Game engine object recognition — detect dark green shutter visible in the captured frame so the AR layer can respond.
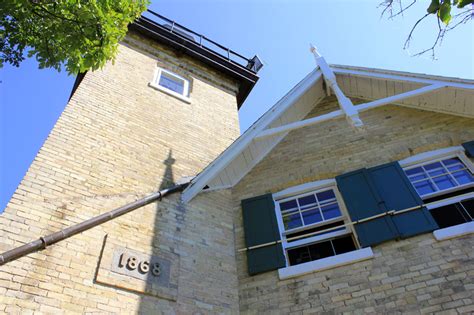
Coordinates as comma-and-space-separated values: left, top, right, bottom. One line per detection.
368, 162, 438, 238
335, 169, 398, 247
462, 140, 474, 157
241, 194, 285, 275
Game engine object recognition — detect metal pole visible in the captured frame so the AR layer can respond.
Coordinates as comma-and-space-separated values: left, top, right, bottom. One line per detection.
0, 182, 189, 266
238, 205, 424, 252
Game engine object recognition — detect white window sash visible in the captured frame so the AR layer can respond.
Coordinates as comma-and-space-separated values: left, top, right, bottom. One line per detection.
401, 148, 474, 199
272, 180, 359, 267
150, 67, 191, 103
425, 191, 474, 210
284, 227, 351, 249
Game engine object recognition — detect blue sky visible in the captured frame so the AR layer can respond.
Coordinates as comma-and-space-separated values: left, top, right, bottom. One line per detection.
0, 0, 473, 212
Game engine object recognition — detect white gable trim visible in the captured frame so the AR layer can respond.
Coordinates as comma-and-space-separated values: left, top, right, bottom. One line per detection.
181, 69, 323, 203
182, 64, 474, 203
333, 66, 474, 90
256, 82, 447, 139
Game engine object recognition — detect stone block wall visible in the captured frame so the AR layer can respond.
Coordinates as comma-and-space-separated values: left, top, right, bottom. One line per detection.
232, 97, 474, 314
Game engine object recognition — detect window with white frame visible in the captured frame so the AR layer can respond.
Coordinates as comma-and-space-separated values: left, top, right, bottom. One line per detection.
150, 67, 190, 101
404, 157, 474, 197
274, 182, 359, 267
401, 147, 474, 230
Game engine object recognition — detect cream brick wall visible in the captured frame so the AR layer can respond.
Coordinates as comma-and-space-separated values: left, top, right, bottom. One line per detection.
0, 32, 241, 314
232, 96, 474, 314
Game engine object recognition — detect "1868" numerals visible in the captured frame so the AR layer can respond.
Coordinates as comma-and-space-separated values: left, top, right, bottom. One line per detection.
118, 252, 161, 276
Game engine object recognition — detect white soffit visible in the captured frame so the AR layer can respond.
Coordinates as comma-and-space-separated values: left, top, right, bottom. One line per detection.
182, 65, 474, 203
332, 65, 474, 118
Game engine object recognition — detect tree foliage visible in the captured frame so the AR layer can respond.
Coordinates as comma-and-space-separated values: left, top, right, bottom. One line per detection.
0, 0, 149, 74
380, 0, 473, 57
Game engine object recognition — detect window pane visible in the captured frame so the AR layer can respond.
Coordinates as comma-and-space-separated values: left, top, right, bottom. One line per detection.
443, 158, 460, 166
287, 246, 312, 265
332, 235, 357, 255
430, 204, 467, 229
316, 190, 336, 202
414, 180, 436, 195
280, 200, 298, 212
433, 175, 456, 190
308, 241, 334, 261
410, 173, 428, 181
283, 213, 302, 230
298, 195, 317, 207
406, 167, 424, 176
302, 209, 322, 225
461, 198, 474, 220
446, 164, 464, 171
452, 170, 474, 185
321, 203, 342, 220
424, 162, 443, 172
159, 73, 185, 94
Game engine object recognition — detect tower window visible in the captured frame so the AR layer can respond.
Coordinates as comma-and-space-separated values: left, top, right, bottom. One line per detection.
150, 67, 191, 103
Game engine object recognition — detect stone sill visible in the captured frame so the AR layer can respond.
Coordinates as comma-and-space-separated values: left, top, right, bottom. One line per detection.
433, 221, 474, 241
148, 82, 191, 104
278, 247, 374, 280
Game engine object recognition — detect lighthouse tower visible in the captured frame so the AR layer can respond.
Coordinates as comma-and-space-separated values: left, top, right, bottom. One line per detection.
0, 11, 261, 313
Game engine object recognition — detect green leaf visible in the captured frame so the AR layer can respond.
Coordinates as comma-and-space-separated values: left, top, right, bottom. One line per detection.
439, 1, 452, 24
457, 0, 474, 8
427, 0, 440, 13
0, 0, 149, 74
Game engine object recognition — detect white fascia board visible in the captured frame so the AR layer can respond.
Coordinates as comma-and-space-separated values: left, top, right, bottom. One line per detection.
332, 67, 474, 90
433, 221, 474, 241
181, 69, 323, 203
278, 247, 374, 280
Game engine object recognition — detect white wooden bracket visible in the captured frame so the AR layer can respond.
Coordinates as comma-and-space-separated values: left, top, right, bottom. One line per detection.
256, 46, 448, 140
310, 44, 363, 128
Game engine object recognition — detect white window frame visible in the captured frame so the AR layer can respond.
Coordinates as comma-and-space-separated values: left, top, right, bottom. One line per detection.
149, 67, 191, 103
272, 179, 360, 269
400, 146, 474, 200
400, 146, 474, 240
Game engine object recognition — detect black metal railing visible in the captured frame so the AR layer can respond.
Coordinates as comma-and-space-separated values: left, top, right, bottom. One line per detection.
139, 10, 262, 73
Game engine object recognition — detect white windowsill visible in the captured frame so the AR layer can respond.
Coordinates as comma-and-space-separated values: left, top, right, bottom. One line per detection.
278, 247, 374, 280
148, 82, 191, 104
433, 221, 474, 241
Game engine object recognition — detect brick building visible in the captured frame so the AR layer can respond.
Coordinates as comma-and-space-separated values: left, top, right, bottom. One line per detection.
1, 11, 473, 314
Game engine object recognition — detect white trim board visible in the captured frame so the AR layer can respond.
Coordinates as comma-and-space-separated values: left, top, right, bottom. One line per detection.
278, 247, 374, 280
332, 66, 474, 90
433, 222, 474, 241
